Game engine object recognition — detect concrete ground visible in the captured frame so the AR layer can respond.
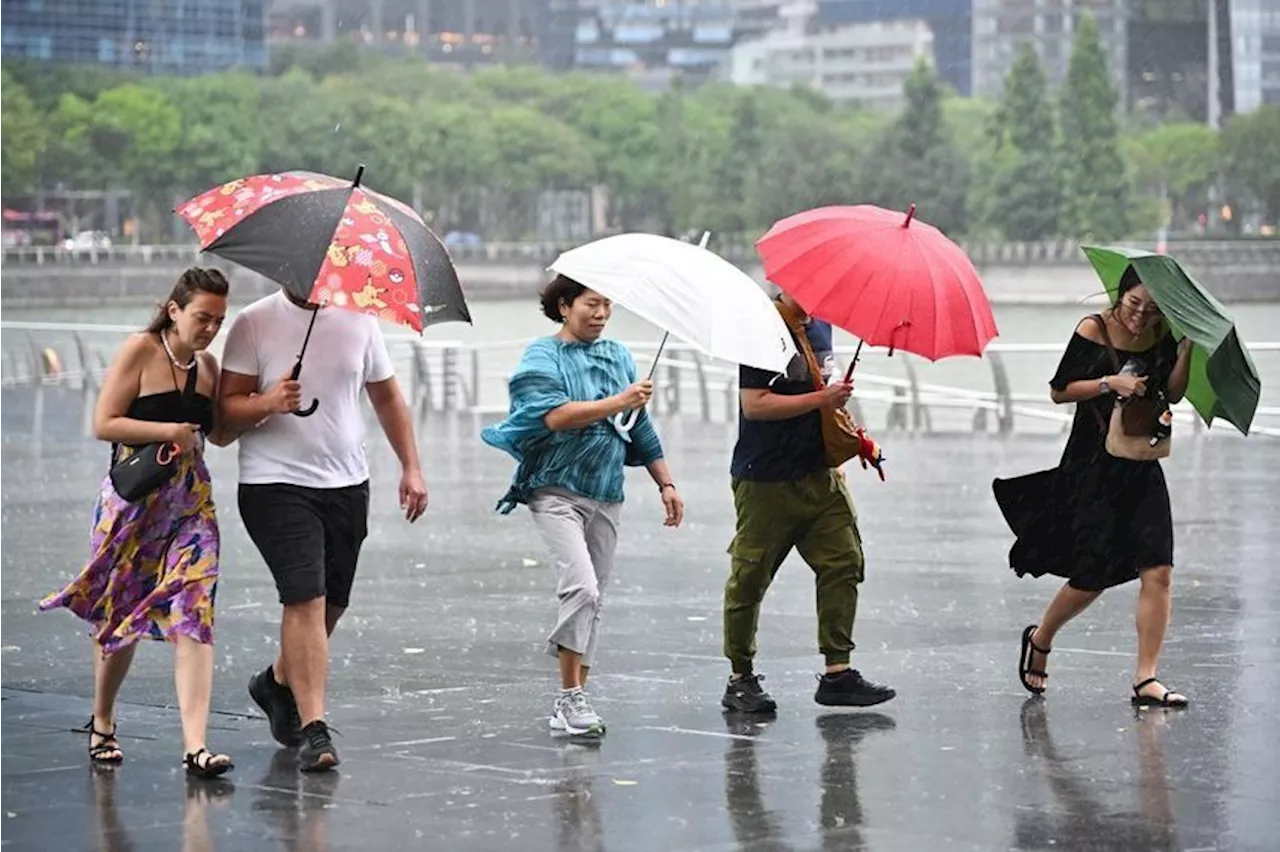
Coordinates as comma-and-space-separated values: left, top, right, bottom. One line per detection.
2, 388, 1277, 851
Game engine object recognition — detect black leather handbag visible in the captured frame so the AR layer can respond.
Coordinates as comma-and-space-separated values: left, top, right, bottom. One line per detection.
109, 363, 197, 502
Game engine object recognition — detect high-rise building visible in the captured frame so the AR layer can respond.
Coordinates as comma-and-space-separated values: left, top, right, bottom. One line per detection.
813, 0, 972, 95
1127, 0, 1233, 123
725, 2, 935, 109
1228, 0, 1280, 111
0, 0, 268, 74
972, 0, 1128, 103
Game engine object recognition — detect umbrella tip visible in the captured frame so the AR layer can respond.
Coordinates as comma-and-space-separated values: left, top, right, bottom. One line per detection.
353, 164, 365, 188
903, 203, 916, 228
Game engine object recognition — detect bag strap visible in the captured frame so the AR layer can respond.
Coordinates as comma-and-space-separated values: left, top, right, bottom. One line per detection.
774, 299, 824, 390
1089, 314, 1122, 372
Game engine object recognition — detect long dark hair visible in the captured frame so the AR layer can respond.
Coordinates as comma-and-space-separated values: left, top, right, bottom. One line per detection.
145, 267, 230, 334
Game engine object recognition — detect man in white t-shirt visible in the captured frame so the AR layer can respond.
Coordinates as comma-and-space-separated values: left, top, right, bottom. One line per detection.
219, 289, 428, 772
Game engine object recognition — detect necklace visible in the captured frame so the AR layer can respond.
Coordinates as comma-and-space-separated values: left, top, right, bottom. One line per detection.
161, 332, 196, 370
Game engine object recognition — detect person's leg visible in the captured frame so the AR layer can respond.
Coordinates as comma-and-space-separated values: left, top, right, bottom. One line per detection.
173, 635, 231, 771
239, 484, 326, 749
1133, 565, 1184, 702
1023, 582, 1101, 691
91, 642, 136, 760
529, 490, 604, 735
721, 479, 795, 714
796, 471, 894, 707
579, 502, 620, 675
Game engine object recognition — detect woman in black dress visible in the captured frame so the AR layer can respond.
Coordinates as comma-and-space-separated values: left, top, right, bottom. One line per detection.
993, 268, 1193, 708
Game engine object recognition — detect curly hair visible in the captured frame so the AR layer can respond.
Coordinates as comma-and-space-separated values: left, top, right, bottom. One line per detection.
538, 274, 589, 324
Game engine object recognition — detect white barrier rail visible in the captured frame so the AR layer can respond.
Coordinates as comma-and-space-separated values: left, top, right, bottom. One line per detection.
3, 322, 1277, 438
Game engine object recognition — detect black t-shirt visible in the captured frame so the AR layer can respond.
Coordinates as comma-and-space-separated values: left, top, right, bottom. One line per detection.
730, 318, 834, 482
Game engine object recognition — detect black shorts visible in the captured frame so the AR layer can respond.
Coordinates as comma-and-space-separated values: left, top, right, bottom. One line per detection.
238, 481, 370, 608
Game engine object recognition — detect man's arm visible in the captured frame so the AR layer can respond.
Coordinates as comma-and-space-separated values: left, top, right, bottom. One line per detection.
367, 376, 428, 522
367, 377, 421, 472
218, 369, 296, 433
740, 387, 825, 421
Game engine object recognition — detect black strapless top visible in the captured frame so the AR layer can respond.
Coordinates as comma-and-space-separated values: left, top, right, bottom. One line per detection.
126, 391, 215, 434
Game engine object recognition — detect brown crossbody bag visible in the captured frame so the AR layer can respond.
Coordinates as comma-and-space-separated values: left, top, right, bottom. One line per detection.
1089, 314, 1170, 462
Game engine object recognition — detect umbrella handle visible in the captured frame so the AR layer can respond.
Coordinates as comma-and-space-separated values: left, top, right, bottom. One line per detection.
288, 359, 321, 418
613, 408, 640, 433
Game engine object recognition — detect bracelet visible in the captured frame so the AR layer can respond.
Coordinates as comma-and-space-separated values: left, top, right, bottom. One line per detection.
658, 482, 676, 492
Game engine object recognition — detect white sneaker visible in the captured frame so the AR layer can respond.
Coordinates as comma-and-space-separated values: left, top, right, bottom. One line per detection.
550, 690, 605, 736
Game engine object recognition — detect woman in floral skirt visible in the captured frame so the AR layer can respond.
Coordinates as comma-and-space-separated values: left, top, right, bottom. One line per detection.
40, 267, 238, 777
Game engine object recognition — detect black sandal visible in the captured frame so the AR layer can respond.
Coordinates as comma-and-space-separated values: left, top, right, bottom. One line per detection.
1018, 625, 1051, 696
85, 717, 123, 764
184, 748, 234, 779
1131, 677, 1189, 709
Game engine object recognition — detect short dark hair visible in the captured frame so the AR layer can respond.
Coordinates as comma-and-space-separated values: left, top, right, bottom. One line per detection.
145, 267, 230, 334
539, 274, 588, 324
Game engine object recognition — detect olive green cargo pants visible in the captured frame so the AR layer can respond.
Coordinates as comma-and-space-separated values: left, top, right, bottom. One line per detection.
723, 468, 865, 674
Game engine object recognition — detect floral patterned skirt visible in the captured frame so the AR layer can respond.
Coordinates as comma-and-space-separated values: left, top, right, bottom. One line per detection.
39, 448, 220, 653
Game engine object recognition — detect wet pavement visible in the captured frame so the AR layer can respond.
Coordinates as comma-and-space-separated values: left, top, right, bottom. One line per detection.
2, 388, 1278, 851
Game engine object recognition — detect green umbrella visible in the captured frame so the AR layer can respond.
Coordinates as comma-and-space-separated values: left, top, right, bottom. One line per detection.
1081, 245, 1261, 435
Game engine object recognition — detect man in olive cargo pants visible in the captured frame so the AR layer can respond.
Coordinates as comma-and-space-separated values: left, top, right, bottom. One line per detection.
720, 299, 896, 713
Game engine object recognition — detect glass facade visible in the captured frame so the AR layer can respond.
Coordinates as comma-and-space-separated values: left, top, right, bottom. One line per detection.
1229, 0, 1280, 112
1, 0, 267, 74
815, 0, 972, 95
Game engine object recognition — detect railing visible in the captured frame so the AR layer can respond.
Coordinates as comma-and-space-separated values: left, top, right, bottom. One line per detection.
3, 238, 1278, 269
4, 321, 1278, 438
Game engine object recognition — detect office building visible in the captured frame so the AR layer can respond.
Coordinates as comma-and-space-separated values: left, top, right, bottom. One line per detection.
0, 0, 267, 74
814, 0, 971, 95
972, 0, 1128, 102
725, 2, 935, 109
1228, 0, 1280, 111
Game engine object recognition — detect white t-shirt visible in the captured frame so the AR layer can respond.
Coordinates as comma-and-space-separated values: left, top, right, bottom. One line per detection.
221, 291, 395, 488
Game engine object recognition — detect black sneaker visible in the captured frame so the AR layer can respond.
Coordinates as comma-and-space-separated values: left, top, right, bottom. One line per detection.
248, 667, 303, 747
721, 673, 778, 714
298, 720, 340, 773
814, 669, 896, 707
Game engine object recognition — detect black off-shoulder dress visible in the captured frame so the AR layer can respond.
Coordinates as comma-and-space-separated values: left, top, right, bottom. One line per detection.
992, 328, 1179, 592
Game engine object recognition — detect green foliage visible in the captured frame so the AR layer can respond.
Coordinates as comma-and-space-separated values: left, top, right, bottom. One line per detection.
859, 60, 969, 235
1220, 106, 1280, 222
1059, 13, 1130, 240
1, 69, 48, 195
974, 42, 1063, 241
1, 48, 1262, 241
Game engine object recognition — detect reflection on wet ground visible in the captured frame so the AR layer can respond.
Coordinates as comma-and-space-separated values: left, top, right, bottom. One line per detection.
3, 397, 1278, 851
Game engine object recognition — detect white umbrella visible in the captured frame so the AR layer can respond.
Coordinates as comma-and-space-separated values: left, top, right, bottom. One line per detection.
549, 231, 797, 430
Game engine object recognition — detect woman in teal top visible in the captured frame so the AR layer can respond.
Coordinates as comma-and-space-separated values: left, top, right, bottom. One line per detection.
482, 275, 685, 737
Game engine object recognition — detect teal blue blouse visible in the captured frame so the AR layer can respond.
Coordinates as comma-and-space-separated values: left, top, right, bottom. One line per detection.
481, 337, 664, 513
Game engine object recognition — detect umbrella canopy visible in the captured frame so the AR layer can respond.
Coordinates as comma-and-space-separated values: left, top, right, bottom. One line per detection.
756, 204, 998, 362
177, 166, 470, 333
1082, 245, 1261, 435
547, 232, 797, 374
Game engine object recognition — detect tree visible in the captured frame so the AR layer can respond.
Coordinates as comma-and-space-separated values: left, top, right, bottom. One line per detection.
859, 59, 969, 235
975, 42, 1063, 241
1, 69, 48, 195
1220, 105, 1280, 223
1127, 122, 1219, 229
1059, 13, 1130, 239
160, 73, 264, 195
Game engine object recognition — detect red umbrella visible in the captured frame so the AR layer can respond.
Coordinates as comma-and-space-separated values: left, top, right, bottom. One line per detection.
756, 204, 997, 375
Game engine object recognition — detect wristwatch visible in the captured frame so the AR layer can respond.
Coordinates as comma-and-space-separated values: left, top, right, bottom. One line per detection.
1099, 376, 1111, 395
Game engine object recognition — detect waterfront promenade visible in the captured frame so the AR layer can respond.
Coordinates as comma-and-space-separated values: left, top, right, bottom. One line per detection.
2, 395, 1278, 851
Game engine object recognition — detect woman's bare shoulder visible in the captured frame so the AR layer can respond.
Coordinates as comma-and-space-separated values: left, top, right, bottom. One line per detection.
115, 332, 159, 362
1073, 315, 1106, 344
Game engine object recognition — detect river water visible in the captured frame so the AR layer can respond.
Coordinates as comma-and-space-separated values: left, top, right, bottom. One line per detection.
4, 299, 1279, 435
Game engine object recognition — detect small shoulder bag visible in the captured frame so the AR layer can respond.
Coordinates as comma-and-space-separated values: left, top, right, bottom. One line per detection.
109, 362, 197, 502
